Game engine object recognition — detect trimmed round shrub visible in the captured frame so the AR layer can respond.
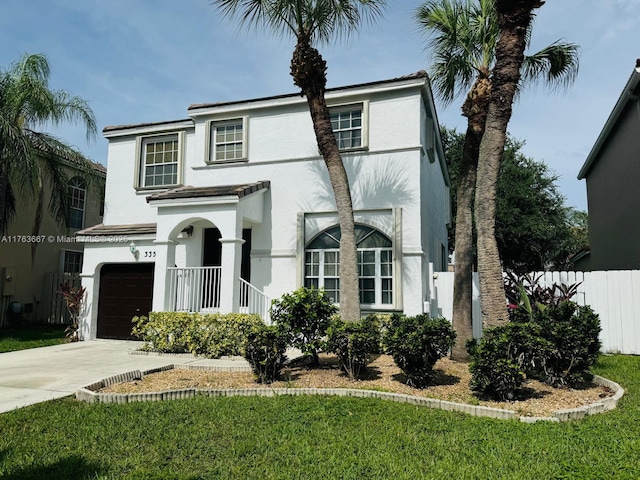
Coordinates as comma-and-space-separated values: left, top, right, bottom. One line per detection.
383, 313, 456, 388
325, 315, 381, 381
534, 301, 601, 387
467, 322, 552, 401
270, 287, 337, 366
244, 324, 289, 384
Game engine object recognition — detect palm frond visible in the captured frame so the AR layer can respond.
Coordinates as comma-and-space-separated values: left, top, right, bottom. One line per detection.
0, 53, 98, 231
416, 0, 578, 105
416, 0, 484, 105
212, 0, 385, 45
214, 0, 295, 37
521, 40, 580, 92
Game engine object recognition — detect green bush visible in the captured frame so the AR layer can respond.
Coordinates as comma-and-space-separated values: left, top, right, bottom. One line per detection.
131, 312, 262, 358
270, 287, 337, 366
468, 301, 601, 399
467, 322, 552, 401
325, 315, 381, 381
132, 312, 193, 353
244, 324, 289, 384
383, 313, 456, 388
186, 313, 263, 358
534, 302, 601, 387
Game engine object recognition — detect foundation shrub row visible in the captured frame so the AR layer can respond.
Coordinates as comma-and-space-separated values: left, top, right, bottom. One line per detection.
131, 312, 263, 358
132, 284, 601, 400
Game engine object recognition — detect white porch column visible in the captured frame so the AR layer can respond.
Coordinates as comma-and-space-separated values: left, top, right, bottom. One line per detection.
152, 240, 176, 312
218, 237, 244, 313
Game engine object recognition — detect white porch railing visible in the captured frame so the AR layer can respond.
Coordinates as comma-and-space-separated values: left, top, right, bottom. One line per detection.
240, 278, 271, 323
167, 266, 221, 313
166, 267, 271, 322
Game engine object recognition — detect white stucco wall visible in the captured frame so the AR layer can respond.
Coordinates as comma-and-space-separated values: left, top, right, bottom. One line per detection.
81, 75, 450, 338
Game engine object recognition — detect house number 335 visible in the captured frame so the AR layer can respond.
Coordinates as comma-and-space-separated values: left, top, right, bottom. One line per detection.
144, 251, 156, 258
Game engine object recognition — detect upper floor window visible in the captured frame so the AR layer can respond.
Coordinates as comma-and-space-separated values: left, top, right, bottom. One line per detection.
210, 118, 246, 162
67, 177, 86, 230
140, 133, 180, 188
330, 104, 363, 150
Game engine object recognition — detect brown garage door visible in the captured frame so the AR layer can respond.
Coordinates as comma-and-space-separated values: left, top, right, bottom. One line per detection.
97, 263, 154, 339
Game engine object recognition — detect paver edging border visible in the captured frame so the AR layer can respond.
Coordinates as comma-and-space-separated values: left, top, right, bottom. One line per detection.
75, 365, 623, 422
129, 349, 245, 362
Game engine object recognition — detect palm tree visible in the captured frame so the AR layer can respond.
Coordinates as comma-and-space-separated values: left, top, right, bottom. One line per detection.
474, 0, 550, 327
417, 0, 577, 358
213, 0, 386, 321
0, 53, 97, 254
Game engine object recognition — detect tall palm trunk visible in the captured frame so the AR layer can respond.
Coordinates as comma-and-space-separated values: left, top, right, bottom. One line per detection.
0, 172, 7, 234
30, 175, 45, 264
451, 73, 490, 360
474, 0, 540, 327
0, 136, 7, 234
291, 36, 361, 321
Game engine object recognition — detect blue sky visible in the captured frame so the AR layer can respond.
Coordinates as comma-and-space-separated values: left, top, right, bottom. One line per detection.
1, 0, 638, 211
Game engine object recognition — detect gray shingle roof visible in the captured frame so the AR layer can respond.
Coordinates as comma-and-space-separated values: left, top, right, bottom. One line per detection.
145, 181, 270, 203
75, 223, 157, 236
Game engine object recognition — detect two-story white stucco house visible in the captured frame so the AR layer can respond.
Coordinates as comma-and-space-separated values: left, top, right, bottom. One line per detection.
77, 71, 450, 340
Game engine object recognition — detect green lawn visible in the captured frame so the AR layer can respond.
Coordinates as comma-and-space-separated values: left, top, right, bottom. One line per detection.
0, 355, 638, 479
0, 325, 67, 353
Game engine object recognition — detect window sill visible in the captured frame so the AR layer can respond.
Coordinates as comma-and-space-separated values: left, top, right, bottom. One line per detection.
338, 146, 368, 154
201, 158, 249, 167
135, 185, 181, 194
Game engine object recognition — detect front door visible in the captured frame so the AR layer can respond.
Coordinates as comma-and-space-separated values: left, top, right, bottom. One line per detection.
203, 227, 251, 307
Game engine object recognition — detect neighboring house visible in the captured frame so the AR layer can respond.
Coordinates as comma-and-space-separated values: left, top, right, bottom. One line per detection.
77, 72, 451, 340
578, 60, 640, 271
0, 156, 106, 325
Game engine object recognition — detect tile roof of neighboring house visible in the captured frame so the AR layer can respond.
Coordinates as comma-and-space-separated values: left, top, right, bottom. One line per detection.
101, 71, 429, 134
578, 60, 640, 179
75, 223, 157, 236
145, 181, 271, 203
31, 137, 106, 176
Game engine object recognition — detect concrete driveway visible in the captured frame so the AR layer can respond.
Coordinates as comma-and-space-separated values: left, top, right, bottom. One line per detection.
0, 340, 250, 414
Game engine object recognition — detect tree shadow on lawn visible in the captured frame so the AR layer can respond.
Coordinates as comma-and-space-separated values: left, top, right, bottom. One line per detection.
0, 454, 107, 480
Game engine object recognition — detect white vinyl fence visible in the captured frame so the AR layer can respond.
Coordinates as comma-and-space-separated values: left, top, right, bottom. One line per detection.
431, 270, 640, 355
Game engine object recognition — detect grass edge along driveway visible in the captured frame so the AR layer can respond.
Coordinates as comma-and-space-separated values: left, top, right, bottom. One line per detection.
0, 326, 66, 353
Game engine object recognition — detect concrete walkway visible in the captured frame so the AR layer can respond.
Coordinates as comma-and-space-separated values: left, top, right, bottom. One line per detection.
0, 340, 251, 414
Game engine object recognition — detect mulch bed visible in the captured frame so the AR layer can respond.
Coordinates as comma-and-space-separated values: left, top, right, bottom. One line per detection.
101, 354, 613, 417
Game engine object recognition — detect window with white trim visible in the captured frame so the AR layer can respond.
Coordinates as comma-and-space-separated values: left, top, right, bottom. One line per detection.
67, 177, 85, 230
210, 118, 245, 161
62, 250, 83, 274
330, 105, 363, 150
140, 134, 180, 187
304, 224, 393, 307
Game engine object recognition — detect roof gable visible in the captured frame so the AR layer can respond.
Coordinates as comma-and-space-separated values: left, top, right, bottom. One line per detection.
578, 64, 640, 179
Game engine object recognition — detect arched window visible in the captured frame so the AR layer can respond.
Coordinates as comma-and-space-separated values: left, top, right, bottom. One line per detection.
68, 177, 86, 230
305, 225, 393, 307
